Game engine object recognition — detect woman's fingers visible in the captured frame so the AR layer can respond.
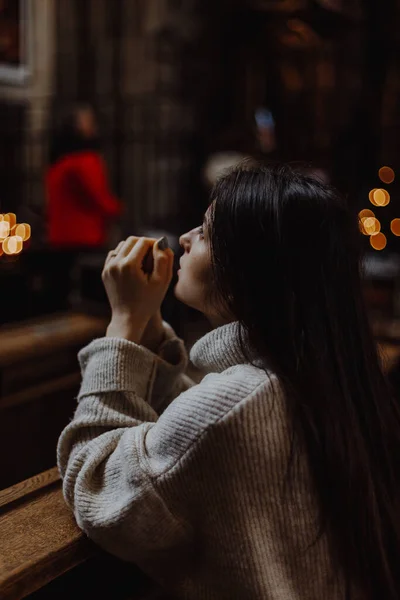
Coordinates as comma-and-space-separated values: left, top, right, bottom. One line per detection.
119, 236, 143, 259
152, 237, 174, 282
125, 237, 154, 272
105, 236, 173, 282
106, 236, 155, 266
105, 240, 125, 265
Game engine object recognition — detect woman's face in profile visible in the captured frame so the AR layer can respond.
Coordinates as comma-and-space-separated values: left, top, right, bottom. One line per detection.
176, 221, 211, 314
175, 210, 233, 325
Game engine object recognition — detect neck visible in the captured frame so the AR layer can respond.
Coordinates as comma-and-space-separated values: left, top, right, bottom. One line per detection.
205, 312, 235, 330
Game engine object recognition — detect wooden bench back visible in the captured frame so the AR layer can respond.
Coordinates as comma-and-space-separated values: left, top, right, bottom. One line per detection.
0, 313, 107, 489
0, 470, 161, 600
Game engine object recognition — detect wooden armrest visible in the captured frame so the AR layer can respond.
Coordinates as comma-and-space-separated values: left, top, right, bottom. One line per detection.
0, 468, 94, 600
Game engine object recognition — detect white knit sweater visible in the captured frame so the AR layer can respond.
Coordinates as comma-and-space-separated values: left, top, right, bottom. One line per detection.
57, 322, 344, 599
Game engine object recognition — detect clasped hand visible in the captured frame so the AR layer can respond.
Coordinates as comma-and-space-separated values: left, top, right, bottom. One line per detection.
102, 236, 174, 347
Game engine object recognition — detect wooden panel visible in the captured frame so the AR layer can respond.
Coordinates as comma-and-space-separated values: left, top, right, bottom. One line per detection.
0, 313, 107, 489
0, 313, 107, 368
0, 472, 93, 600
0, 375, 81, 490
1, 350, 78, 397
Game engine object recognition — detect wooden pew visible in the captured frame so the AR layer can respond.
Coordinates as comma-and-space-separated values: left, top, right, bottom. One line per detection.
0, 313, 108, 489
0, 469, 162, 600
0, 468, 93, 599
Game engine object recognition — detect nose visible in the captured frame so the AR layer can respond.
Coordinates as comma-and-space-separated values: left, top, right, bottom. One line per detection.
179, 230, 192, 252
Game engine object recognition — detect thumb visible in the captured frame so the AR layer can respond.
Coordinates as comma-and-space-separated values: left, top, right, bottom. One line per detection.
153, 237, 174, 281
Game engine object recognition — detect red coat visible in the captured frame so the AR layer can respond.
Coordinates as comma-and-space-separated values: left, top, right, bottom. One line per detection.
46, 151, 122, 248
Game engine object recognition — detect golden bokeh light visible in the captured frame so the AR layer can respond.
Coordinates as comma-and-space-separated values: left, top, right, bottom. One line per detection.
369, 189, 378, 206
3, 235, 23, 255
359, 209, 375, 220
363, 217, 381, 236
3, 213, 17, 228
373, 189, 390, 207
0, 214, 31, 258
379, 166, 395, 185
370, 232, 387, 251
15, 223, 31, 241
391, 219, 400, 237
0, 221, 10, 240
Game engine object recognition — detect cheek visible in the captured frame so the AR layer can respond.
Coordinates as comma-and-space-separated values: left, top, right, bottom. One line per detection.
175, 249, 213, 308
189, 254, 211, 286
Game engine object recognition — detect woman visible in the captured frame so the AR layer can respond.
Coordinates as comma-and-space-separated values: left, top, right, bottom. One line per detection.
45, 104, 122, 309
58, 163, 400, 599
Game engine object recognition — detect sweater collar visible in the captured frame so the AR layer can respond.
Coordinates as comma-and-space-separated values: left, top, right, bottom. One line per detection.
190, 321, 265, 373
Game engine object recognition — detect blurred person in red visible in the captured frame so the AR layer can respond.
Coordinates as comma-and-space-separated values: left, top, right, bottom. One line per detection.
45, 103, 123, 310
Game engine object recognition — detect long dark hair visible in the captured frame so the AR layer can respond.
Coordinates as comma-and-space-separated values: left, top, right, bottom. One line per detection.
49, 104, 101, 166
209, 162, 400, 599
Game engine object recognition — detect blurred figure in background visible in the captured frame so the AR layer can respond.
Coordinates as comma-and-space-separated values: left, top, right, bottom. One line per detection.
45, 103, 122, 310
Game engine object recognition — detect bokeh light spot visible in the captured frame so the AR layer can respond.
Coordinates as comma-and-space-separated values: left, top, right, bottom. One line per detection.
363, 217, 381, 236
370, 232, 387, 251
359, 209, 375, 220
0, 221, 10, 240
15, 223, 31, 241
391, 219, 400, 237
3, 235, 23, 255
0, 215, 31, 258
3, 213, 17, 228
379, 166, 395, 184
373, 189, 390, 207
369, 189, 378, 206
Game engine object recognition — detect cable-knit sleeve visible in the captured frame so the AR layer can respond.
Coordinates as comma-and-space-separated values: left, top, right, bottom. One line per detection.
57, 336, 193, 564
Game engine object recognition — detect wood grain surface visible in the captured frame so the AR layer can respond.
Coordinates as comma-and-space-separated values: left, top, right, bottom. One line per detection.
0, 469, 60, 512
0, 471, 93, 600
0, 313, 107, 368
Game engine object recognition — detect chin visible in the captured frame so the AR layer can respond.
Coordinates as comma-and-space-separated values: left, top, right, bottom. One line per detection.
174, 281, 197, 311
173, 280, 185, 303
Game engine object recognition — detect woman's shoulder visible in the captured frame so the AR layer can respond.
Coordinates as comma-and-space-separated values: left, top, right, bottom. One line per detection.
154, 365, 279, 441
201, 364, 281, 420
146, 365, 283, 477
202, 363, 275, 397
